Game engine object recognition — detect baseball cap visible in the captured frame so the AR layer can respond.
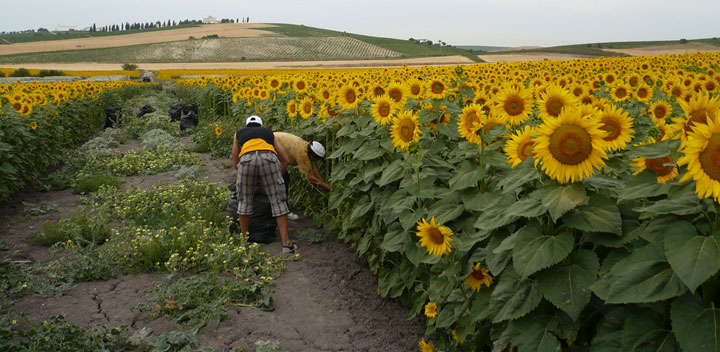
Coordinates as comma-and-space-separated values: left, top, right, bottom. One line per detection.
308, 141, 326, 159
245, 115, 263, 126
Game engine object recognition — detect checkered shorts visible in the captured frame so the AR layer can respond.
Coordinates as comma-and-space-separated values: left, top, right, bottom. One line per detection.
236, 151, 290, 217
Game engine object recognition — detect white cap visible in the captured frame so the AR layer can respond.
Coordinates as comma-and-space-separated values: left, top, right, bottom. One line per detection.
245, 115, 263, 126
309, 141, 326, 159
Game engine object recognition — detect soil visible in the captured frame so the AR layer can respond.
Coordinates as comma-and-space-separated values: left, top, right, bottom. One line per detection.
0, 125, 427, 351
600, 42, 720, 56
0, 23, 277, 56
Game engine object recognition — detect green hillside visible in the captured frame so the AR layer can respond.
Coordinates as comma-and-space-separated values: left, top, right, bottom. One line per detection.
0, 23, 484, 63
496, 37, 720, 57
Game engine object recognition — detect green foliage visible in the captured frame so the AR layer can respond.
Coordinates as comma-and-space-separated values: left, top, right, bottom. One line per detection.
0, 315, 130, 352
9, 68, 31, 77
122, 63, 138, 70
136, 273, 274, 330
34, 207, 111, 247
37, 69, 65, 77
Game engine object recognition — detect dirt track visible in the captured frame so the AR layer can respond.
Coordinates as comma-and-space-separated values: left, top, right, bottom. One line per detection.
0, 23, 276, 56
0, 55, 475, 71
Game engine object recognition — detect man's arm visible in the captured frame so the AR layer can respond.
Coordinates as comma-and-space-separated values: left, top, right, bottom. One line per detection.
232, 135, 240, 169
308, 164, 331, 191
274, 139, 289, 174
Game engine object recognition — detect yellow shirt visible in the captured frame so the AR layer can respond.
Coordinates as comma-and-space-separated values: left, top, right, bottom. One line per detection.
274, 132, 312, 176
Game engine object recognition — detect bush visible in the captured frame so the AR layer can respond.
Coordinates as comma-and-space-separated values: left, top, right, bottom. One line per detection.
0, 72, 5, 77
9, 68, 31, 77
37, 69, 65, 77
121, 63, 138, 70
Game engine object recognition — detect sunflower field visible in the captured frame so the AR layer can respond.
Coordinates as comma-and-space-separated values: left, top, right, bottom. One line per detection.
170, 51, 720, 351
0, 80, 152, 202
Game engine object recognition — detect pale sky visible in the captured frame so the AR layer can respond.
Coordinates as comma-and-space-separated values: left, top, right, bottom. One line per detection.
2, 0, 719, 47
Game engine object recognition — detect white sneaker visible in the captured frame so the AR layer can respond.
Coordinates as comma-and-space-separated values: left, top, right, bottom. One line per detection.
287, 212, 300, 220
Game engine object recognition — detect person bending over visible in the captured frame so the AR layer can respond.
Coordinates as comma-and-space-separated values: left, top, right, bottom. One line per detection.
232, 115, 296, 254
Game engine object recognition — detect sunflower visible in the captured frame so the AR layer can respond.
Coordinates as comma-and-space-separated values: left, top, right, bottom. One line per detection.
418, 338, 434, 352
294, 79, 307, 93
407, 79, 423, 99
214, 126, 222, 136
492, 84, 533, 126
649, 100, 672, 123
534, 106, 609, 183
677, 116, 720, 201
386, 82, 409, 108
598, 104, 635, 152
424, 302, 437, 318
634, 84, 653, 102
674, 93, 720, 143
538, 84, 578, 120
299, 97, 314, 119
427, 79, 447, 100
609, 82, 631, 102
457, 104, 484, 145
390, 110, 421, 151
631, 148, 678, 184
415, 216, 452, 257
30, 121, 38, 130
19, 102, 32, 116
371, 83, 385, 98
286, 100, 298, 118
338, 85, 360, 110
371, 94, 395, 126
465, 263, 493, 291
505, 125, 537, 167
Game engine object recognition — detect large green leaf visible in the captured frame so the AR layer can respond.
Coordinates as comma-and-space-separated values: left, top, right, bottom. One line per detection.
541, 183, 587, 222
590, 307, 631, 352
463, 190, 502, 212
380, 223, 406, 253
621, 308, 679, 352
537, 250, 599, 321
487, 231, 515, 276
617, 170, 671, 202
591, 244, 686, 304
497, 158, 540, 194
634, 191, 702, 219
672, 294, 720, 352
449, 160, 487, 191
626, 139, 676, 159
349, 195, 373, 221
507, 191, 546, 218
563, 194, 622, 235
488, 268, 542, 323
474, 195, 519, 231
664, 221, 720, 293
375, 159, 408, 187
511, 313, 562, 352
513, 221, 574, 278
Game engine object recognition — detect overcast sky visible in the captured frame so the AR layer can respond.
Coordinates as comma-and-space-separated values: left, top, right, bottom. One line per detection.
2, 0, 718, 47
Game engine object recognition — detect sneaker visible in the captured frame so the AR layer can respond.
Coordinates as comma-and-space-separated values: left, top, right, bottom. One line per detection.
282, 244, 298, 254
287, 212, 300, 220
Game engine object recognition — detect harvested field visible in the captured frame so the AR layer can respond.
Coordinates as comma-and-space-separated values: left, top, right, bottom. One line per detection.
601, 42, 720, 56
477, 52, 593, 63
0, 23, 276, 55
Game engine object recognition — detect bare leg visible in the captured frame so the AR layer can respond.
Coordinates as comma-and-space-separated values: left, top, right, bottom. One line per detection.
239, 214, 250, 235
276, 214, 291, 247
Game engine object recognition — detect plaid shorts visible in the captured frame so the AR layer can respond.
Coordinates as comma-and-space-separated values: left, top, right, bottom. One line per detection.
236, 151, 290, 217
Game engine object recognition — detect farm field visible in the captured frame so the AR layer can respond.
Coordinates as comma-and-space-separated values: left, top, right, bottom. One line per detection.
0, 23, 276, 55
3, 51, 720, 351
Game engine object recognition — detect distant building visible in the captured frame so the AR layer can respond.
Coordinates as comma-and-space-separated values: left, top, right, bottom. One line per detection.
202, 16, 218, 24
55, 25, 79, 32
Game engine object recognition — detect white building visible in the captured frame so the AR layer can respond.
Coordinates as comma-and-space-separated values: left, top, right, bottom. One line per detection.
55, 25, 79, 32
202, 16, 218, 24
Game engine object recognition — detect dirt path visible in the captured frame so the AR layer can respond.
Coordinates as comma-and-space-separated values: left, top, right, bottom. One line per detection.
0, 100, 425, 351
0, 55, 474, 72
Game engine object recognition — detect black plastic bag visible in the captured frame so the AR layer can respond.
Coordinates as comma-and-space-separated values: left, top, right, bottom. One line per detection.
104, 106, 123, 128
168, 104, 183, 121
227, 183, 277, 243
136, 105, 155, 117
179, 110, 198, 131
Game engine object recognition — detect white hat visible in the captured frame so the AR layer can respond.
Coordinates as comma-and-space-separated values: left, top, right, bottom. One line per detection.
245, 115, 263, 126
309, 141, 326, 159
